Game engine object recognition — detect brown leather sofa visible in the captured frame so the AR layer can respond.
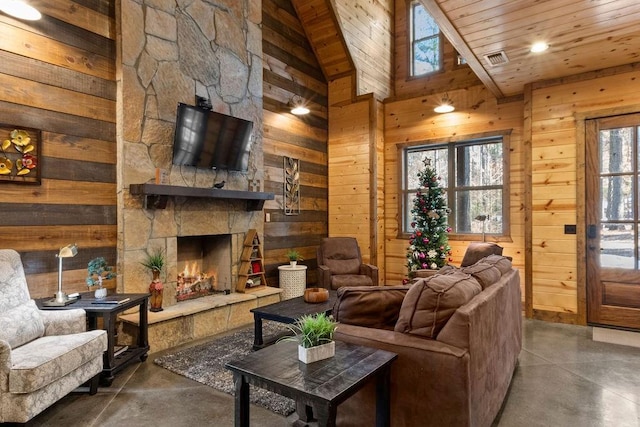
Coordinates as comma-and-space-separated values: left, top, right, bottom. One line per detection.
332, 255, 522, 427
316, 237, 378, 289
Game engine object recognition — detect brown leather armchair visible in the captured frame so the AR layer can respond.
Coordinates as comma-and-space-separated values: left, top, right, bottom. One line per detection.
316, 237, 378, 289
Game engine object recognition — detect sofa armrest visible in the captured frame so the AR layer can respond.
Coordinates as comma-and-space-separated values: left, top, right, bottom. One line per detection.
335, 324, 470, 427
359, 264, 379, 286
39, 309, 87, 336
317, 265, 331, 289
0, 339, 10, 392
333, 286, 410, 329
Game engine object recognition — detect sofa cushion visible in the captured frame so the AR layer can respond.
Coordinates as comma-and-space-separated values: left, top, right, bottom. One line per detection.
9, 330, 106, 393
460, 242, 503, 267
0, 299, 44, 349
334, 286, 410, 330
395, 271, 482, 338
483, 254, 513, 274
461, 262, 502, 289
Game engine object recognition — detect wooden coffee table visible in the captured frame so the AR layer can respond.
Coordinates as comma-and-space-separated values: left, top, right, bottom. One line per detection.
225, 340, 397, 427
250, 290, 337, 350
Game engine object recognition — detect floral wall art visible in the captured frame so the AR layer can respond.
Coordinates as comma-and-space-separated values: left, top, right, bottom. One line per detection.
284, 156, 300, 215
0, 125, 41, 184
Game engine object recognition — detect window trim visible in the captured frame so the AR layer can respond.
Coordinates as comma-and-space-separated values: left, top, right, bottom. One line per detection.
397, 130, 512, 241
408, 0, 443, 78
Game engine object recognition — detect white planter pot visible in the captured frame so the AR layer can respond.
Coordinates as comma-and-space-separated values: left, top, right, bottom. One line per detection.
94, 286, 107, 299
290, 260, 297, 267
298, 340, 335, 364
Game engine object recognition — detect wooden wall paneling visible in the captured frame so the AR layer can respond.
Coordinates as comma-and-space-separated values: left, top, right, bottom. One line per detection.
263, 0, 329, 288
333, 0, 394, 100
0, 3, 116, 297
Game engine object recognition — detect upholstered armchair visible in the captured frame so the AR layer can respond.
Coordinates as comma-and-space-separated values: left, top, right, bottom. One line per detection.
0, 249, 107, 423
316, 237, 379, 290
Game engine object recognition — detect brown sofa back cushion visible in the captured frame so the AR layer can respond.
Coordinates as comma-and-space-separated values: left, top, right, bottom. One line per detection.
460, 242, 503, 267
334, 286, 410, 330
395, 271, 482, 338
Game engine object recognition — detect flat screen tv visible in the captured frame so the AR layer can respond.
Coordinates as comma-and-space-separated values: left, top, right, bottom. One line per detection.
172, 103, 253, 172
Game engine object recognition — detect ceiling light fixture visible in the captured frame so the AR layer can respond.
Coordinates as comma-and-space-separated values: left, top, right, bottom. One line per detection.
530, 42, 549, 53
434, 94, 454, 113
0, 0, 42, 20
290, 95, 310, 116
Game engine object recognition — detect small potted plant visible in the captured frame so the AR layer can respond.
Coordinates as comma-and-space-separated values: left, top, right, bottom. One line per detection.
286, 249, 303, 267
284, 312, 336, 363
86, 257, 115, 299
141, 248, 165, 312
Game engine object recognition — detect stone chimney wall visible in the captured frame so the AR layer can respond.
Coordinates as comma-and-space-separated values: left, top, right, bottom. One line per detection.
117, 0, 263, 307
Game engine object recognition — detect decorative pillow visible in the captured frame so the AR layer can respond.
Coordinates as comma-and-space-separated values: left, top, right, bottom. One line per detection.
460, 242, 503, 267
0, 299, 45, 349
461, 262, 501, 289
395, 271, 481, 338
334, 286, 410, 330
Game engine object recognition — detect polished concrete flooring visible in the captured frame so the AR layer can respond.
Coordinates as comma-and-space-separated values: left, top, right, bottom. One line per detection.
11, 318, 640, 426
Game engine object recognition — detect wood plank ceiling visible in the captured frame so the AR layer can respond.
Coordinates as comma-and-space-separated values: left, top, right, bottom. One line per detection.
421, 0, 640, 98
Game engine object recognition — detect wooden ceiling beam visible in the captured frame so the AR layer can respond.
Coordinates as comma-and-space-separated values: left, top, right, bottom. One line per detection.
419, 0, 504, 99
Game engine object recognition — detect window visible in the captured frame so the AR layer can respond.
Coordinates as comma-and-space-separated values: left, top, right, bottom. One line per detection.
410, 1, 441, 76
401, 135, 509, 238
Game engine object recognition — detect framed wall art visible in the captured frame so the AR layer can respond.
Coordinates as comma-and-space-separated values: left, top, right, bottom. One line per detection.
0, 124, 41, 185
284, 156, 300, 215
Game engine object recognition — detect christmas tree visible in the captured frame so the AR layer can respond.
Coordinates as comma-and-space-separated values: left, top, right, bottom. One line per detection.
406, 158, 452, 277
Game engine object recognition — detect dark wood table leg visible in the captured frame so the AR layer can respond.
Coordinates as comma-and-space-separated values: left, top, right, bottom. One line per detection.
252, 313, 264, 350
295, 401, 314, 423
233, 373, 250, 427
375, 365, 392, 427
314, 403, 337, 427
139, 297, 149, 361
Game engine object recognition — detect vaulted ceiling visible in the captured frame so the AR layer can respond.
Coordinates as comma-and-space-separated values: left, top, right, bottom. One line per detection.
421, 0, 640, 98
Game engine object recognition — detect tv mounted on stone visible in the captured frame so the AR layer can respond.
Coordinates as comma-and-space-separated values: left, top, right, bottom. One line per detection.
172, 102, 253, 172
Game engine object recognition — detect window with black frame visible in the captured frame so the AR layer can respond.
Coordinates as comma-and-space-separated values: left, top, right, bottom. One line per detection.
401, 135, 509, 239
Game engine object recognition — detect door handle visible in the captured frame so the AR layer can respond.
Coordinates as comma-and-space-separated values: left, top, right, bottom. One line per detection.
587, 224, 597, 239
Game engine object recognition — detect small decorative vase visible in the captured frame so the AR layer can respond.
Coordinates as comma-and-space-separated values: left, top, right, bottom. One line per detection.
290, 260, 297, 267
94, 283, 107, 299
149, 270, 164, 312
298, 341, 335, 364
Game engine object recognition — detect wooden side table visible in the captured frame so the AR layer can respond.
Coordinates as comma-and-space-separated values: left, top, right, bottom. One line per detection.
225, 340, 397, 427
37, 293, 150, 386
278, 264, 307, 299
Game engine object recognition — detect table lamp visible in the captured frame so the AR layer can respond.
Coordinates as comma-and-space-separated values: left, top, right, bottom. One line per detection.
54, 243, 78, 304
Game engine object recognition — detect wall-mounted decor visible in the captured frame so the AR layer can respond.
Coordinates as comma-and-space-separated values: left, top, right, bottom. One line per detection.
284, 156, 300, 215
0, 124, 41, 185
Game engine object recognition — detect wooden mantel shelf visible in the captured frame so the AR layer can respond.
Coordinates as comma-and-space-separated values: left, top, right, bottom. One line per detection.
129, 183, 275, 211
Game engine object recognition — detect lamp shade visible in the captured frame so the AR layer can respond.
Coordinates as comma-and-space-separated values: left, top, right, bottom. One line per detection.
0, 0, 42, 20
58, 244, 78, 258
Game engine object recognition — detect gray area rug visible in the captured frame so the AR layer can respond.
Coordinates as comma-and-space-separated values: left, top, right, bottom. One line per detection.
154, 322, 296, 416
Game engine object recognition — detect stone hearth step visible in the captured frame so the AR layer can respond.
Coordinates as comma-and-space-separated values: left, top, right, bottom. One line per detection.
119, 287, 283, 353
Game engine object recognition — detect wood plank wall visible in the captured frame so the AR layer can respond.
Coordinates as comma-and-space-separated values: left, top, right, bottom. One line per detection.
529, 68, 640, 322
262, 0, 329, 287
333, 0, 394, 100
393, 0, 482, 100
0, 1, 116, 299
383, 86, 525, 288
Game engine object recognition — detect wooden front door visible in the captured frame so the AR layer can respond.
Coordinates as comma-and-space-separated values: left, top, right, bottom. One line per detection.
586, 114, 640, 330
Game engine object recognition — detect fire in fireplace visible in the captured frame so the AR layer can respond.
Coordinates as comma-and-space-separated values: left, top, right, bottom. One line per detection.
176, 234, 232, 301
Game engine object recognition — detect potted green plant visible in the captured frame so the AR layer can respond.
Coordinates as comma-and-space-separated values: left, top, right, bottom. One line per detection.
86, 257, 115, 299
286, 249, 303, 267
284, 312, 336, 363
141, 248, 165, 312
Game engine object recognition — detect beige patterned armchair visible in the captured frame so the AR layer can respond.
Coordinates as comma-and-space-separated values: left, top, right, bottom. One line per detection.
0, 249, 107, 423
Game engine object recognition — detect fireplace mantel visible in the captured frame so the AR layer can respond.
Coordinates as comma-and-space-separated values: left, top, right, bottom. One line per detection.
129, 183, 275, 211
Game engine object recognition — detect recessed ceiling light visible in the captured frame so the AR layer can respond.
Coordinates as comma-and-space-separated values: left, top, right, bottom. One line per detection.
0, 0, 42, 20
530, 42, 549, 53
434, 95, 454, 113
291, 105, 310, 115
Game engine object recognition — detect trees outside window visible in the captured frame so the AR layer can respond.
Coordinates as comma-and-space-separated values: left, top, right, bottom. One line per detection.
410, 1, 441, 76
401, 135, 509, 239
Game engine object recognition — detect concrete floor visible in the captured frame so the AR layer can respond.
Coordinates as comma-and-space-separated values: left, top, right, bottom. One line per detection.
10, 319, 640, 427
